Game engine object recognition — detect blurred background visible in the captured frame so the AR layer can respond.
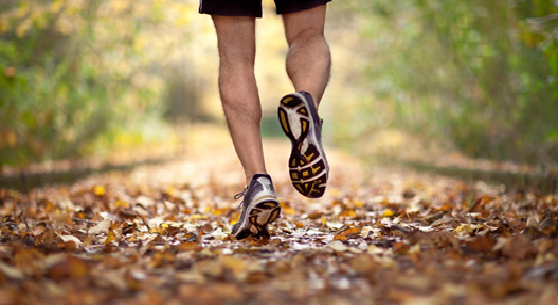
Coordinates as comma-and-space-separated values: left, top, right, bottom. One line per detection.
1, 0, 557, 189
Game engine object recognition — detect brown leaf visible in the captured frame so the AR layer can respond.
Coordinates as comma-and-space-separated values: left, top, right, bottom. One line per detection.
334, 226, 360, 241
502, 234, 537, 260
47, 255, 89, 281
199, 223, 213, 234
540, 217, 557, 235
307, 211, 323, 219
469, 195, 494, 212
392, 241, 410, 255
352, 254, 376, 275
178, 242, 201, 252
54, 213, 73, 226
462, 236, 497, 254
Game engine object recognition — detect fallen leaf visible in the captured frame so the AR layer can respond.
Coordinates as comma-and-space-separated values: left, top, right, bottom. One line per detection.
455, 224, 473, 234
114, 201, 130, 209
211, 227, 227, 240
469, 195, 494, 212
392, 241, 410, 255
104, 229, 116, 245
329, 240, 348, 251
0, 262, 24, 280
47, 255, 89, 281
462, 236, 497, 254
57, 234, 83, 246
94, 186, 106, 196
361, 226, 374, 238
382, 209, 395, 217
89, 218, 112, 234
540, 217, 556, 235
502, 234, 537, 260
308, 211, 323, 219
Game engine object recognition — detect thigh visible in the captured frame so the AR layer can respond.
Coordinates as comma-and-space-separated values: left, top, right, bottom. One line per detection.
281, 4, 327, 46
212, 16, 257, 65
200, 0, 263, 17
274, 0, 331, 15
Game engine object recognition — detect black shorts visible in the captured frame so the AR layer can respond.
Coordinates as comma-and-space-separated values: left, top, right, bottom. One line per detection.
199, 0, 331, 17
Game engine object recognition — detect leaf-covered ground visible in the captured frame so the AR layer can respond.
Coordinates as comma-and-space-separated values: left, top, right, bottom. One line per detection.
1, 127, 558, 304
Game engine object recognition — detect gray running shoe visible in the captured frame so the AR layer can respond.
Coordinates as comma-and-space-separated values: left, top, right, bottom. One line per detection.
231, 174, 281, 240
277, 92, 329, 198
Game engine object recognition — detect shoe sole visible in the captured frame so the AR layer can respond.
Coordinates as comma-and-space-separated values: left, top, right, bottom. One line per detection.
234, 200, 281, 240
278, 93, 328, 198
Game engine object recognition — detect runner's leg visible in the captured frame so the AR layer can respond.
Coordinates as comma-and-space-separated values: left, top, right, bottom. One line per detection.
282, 5, 331, 107
212, 16, 266, 185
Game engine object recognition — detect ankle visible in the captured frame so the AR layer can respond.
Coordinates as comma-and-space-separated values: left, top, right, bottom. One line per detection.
246, 172, 269, 185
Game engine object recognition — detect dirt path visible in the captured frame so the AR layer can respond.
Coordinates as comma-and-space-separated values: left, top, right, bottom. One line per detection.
1, 125, 557, 304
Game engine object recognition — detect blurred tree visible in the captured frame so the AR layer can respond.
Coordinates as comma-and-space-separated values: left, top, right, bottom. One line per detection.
344, 0, 558, 166
162, 62, 210, 124
0, 0, 196, 167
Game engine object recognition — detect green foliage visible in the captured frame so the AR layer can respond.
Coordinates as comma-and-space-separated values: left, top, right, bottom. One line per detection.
345, 0, 558, 165
0, 0, 193, 167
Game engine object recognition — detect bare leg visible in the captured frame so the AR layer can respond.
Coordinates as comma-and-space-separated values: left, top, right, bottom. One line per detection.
283, 5, 331, 107
212, 16, 266, 185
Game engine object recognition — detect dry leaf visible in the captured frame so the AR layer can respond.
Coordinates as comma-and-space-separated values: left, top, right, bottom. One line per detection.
455, 224, 473, 234
89, 218, 112, 234
57, 234, 83, 246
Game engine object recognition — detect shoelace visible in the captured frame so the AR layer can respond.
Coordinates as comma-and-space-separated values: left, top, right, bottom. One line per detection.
234, 188, 247, 209
234, 189, 246, 200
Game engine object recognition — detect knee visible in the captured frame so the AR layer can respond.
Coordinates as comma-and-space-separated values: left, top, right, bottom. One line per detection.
222, 97, 263, 124
219, 55, 254, 70
218, 54, 255, 85
219, 85, 262, 123
218, 44, 256, 68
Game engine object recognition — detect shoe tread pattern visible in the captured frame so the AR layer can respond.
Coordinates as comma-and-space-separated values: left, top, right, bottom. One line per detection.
278, 94, 328, 198
233, 201, 281, 240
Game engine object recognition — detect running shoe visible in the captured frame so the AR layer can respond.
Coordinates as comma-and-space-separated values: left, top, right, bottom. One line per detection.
231, 174, 281, 240
277, 92, 329, 198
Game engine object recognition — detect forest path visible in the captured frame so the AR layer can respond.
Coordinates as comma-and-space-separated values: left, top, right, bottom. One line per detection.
0, 125, 554, 304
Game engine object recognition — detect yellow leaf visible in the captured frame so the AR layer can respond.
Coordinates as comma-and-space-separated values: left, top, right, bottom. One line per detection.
45, 201, 57, 213
381, 209, 395, 217
283, 208, 296, 215
114, 201, 130, 209
329, 188, 340, 197
321, 217, 327, 225
340, 209, 356, 217
165, 186, 176, 197
455, 224, 473, 234
104, 229, 115, 246
333, 233, 346, 241
94, 186, 106, 196
149, 227, 162, 234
